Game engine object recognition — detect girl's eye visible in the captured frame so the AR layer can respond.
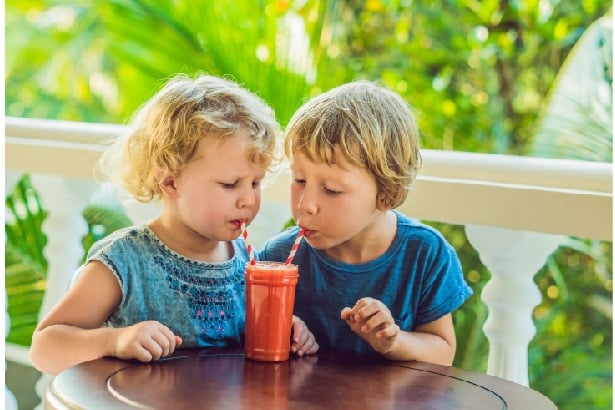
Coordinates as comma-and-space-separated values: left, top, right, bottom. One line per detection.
293, 178, 306, 185
220, 182, 237, 189
324, 186, 341, 195
252, 180, 261, 189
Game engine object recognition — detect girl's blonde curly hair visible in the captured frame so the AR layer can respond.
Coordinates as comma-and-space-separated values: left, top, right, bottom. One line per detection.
100, 73, 281, 202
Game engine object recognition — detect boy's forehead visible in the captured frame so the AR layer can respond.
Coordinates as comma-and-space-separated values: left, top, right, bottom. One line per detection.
292, 150, 353, 172
295, 143, 364, 169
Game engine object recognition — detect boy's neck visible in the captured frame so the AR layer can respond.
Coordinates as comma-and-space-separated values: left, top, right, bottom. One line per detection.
324, 210, 397, 264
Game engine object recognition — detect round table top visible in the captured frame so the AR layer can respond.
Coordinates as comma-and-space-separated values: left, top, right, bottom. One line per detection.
46, 348, 556, 410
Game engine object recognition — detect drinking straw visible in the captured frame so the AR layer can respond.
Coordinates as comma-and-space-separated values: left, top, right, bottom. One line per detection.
241, 221, 256, 265
285, 229, 305, 265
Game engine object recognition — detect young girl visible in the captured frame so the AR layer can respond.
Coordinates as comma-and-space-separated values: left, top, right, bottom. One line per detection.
258, 80, 472, 365
30, 74, 318, 375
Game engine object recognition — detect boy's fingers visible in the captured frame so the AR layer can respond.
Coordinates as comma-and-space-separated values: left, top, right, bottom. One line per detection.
340, 307, 353, 320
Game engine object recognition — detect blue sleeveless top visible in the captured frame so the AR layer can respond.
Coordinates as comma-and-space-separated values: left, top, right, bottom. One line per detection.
82, 225, 247, 347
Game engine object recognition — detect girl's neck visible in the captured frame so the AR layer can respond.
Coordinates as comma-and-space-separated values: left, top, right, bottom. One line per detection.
148, 216, 233, 263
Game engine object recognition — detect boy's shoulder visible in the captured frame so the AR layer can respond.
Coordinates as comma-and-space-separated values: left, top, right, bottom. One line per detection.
265, 225, 302, 244
259, 226, 302, 260
394, 211, 451, 247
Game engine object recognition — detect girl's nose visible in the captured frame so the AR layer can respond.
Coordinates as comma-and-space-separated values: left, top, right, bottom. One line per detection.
238, 187, 257, 208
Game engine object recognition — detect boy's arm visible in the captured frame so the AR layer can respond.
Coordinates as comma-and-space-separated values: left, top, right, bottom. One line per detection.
382, 314, 456, 365
342, 297, 457, 365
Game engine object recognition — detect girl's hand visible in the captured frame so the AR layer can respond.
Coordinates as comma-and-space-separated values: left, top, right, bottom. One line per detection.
341, 297, 399, 355
111, 321, 183, 362
290, 315, 319, 356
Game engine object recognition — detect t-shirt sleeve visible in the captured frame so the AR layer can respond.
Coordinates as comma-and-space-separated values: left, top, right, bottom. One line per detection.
414, 236, 473, 326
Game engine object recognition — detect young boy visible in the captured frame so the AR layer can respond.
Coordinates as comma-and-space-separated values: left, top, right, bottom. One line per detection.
259, 80, 472, 365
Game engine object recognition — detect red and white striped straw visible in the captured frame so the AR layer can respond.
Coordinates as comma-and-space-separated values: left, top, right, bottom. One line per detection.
285, 229, 305, 265
241, 221, 256, 265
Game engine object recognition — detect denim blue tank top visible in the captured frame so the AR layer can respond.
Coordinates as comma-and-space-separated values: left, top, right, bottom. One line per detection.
84, 224, 247, 347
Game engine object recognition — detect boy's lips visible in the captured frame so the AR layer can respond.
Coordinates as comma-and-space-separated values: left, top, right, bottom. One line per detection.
301, 228, 316, 238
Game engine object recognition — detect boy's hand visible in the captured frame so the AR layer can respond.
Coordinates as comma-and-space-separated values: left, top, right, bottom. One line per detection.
290, 315, 319, 356
111, 321, 183, 362
341, 297, 399, 355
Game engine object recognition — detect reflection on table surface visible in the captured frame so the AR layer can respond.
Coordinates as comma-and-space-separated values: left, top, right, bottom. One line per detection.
46, 347, 556, 410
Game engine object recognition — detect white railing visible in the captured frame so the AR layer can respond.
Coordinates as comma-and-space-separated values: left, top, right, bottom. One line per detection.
5, 116, 613, 404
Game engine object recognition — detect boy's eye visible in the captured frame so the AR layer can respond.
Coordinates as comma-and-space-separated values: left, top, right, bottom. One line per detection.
220, 181, 237, 189
252, 180, 261, 189
293, 178, 306, 185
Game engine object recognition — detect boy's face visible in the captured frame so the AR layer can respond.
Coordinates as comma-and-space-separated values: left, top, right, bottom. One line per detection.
165, 129, 265, 242
290, 149, 384, 255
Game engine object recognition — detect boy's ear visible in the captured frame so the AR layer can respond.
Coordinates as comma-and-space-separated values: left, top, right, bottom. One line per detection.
157, 169, 178, 197
376, 192, 390, 210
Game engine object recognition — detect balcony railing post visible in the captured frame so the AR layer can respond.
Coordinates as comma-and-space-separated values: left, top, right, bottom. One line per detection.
30, 174, 98, 409
465, 225, 563, 386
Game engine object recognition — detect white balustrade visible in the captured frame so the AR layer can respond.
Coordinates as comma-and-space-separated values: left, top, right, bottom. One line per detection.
465, 225, 564, 386
29, 174, 98, 409
4, 118, 612, 406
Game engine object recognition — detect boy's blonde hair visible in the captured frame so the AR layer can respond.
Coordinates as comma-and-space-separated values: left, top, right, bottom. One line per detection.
100, 73, 280, 202
284, 80, 421, 209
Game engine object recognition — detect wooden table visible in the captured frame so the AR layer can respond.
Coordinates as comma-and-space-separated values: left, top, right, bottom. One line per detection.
46, 348, 556, 409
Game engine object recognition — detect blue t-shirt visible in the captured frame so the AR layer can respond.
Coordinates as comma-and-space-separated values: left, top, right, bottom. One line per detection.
81, 224, 247, 347
258, 210, 473, 356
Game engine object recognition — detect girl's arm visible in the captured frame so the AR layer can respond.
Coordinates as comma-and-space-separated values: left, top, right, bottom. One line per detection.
30, 261, 181, 375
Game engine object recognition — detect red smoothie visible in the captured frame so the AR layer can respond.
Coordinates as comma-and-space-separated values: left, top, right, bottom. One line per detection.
244, 262, 299, 362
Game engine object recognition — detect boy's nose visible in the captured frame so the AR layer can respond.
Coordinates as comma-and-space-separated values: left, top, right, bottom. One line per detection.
297, 191, 317, 215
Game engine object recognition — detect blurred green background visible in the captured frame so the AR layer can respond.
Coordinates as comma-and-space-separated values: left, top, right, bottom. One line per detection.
5, 1, 612, 409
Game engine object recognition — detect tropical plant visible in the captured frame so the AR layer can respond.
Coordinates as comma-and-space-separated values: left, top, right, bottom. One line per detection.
5, 176, 47, 346
5, 1, 612, 409
528, 15, 613, 407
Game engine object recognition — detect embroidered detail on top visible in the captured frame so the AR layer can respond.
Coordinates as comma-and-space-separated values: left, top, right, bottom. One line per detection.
154, 255, 244, 338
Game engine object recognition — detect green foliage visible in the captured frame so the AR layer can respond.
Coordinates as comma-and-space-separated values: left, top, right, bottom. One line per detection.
5, 2, 612, 409
5, 175, 47, 346
81, 205, 132, 263
5, 176, 133, 346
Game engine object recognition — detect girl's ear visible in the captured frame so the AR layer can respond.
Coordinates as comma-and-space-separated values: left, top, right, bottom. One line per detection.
157, 169, 178, 197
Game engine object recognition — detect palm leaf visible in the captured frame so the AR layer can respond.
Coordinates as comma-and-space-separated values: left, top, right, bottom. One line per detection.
532, 16, 612, 161
5, 176, 47, 346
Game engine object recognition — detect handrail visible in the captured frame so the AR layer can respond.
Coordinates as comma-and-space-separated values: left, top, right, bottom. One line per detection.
5, 116, 613, 241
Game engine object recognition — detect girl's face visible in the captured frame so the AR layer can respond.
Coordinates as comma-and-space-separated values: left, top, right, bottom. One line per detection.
166, 129, 265, 242
290, 150, 385, 256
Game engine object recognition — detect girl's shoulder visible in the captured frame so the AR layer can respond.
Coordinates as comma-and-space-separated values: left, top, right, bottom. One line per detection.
86, 224, 153, 259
